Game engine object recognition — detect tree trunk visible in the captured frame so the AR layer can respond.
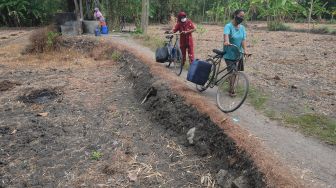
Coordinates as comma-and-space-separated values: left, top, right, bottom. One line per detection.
74, 0, 83, 35
202, 0, 205, 22
308, 0, 314, 32
141, 0, 149, 34
79, 0, 84, 21
94, 0, 100, 8
85, 0, 89, 19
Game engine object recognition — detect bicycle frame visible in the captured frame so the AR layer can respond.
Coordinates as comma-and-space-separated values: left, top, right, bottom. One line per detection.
205, 44, 248, 87
209, 55, 238, 87
165, 35, 180, 60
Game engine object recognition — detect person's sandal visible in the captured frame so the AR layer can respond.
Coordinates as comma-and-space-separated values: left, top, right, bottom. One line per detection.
228, 88, 236, 97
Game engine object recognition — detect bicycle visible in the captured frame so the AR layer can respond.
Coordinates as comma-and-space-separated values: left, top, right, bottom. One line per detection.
164, 32, 183, 76
196, 44, 252, 113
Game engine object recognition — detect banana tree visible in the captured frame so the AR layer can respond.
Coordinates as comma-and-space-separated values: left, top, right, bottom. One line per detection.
251, 0, 303, 22
0, 0, 29, 26
312, 0, 329, 21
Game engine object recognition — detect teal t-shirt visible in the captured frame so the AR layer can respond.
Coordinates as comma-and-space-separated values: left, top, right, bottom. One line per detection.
223, 22, 246, 60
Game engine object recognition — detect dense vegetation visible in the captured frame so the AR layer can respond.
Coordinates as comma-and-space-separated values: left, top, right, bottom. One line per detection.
1, 0, 335, 27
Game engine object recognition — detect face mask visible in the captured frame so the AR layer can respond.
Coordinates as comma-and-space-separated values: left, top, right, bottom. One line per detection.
235, 16, 244, 24
181, 18, 187, 23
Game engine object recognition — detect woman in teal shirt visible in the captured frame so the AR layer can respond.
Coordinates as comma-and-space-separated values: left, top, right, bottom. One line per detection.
223, 9, 250, 96
223, 9, 250, 72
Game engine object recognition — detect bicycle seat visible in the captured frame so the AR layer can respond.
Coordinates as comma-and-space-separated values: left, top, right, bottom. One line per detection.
213, 49, 225, 56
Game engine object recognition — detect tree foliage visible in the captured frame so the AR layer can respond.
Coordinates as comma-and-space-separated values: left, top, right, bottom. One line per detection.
0, 0, 66, 27
0, 0, 335, 27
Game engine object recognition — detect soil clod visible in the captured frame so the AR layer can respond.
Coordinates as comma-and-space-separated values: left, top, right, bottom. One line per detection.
18, 88, 61, 104
0, 80, 21, 91
273, 75, 281, 80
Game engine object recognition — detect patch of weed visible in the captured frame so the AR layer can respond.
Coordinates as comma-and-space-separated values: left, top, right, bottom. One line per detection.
284, 114, 336, 144
111, 51, 122, 61
47, 31, 60, 48
267, 21, 290, 31
264, 109, 281, 120
251, 38, 258, 45
247, 86, 268, 110
91, 151, 103, 160
311, 26, 336, 35
183, 60, 190, 71
25, 26, 61, 53
196, 24, 207, 36
133, 34, 164, 50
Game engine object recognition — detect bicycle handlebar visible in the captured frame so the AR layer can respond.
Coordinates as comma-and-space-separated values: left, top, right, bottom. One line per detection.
164, 33, 181, 36
224, 44, 252, 56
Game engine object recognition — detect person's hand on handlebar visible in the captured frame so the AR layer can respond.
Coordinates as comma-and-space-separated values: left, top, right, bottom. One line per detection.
244, 53, 252, 57
224, 41, 231, 46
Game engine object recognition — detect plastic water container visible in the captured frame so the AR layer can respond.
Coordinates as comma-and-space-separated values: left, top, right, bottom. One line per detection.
101, 26, 108, 34
187, 59, 212, 85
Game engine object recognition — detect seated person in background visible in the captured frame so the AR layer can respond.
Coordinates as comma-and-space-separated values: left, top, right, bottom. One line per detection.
94, 8, 106, 27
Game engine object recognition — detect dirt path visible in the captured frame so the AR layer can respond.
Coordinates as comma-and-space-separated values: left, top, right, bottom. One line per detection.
106, 34, 336, 187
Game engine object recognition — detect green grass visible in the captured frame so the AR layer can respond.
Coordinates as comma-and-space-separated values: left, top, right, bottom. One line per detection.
251, 38, 258, 46
247, 86, 268, 110
183, 61, 190, 70
91, 151, 103, 160
264, 109, 278, 120
132, 34, 165, 51
284, 114, 336, 144
111, 51, 122, 61
267, 21, 291, 31
311, 26, 336, 35
246, 86, 336, 144
196, 24, 207, 36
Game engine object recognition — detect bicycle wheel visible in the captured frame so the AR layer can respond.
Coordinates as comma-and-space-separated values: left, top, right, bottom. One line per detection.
216, 71, 249, 113
171, 48, 183, 76
196, 59, 216, 92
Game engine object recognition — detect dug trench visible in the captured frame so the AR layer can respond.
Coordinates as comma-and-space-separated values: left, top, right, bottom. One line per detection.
117, 51, 265, 187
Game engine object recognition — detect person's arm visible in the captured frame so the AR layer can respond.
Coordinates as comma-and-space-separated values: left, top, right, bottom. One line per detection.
224, 34, 230, 46
184, 28, 196, 34
183, 21, 196, 34
172, 23, 179, 33
242, 40, 249, 54
223, 24, 231, 46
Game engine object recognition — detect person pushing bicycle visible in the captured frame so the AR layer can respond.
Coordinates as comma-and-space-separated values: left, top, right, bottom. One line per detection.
171, 12, 196, 65
223, 9, 251, 96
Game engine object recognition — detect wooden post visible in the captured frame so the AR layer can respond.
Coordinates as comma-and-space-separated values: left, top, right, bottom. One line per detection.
141, 0, 149, 34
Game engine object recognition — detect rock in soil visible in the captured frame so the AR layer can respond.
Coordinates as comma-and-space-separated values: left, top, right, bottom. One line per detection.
187, 127, 196, 144
216, 169, 233, 188
232, 176, 250, 188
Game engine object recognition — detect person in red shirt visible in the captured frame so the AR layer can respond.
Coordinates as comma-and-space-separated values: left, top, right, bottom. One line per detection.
172, 12, 196, 65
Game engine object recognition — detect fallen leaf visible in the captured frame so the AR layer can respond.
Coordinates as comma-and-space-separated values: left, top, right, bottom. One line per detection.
221, 118, 228, 123
37, 112, 48, 117
11, 129, 17, 134
128, 172, 137, 182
